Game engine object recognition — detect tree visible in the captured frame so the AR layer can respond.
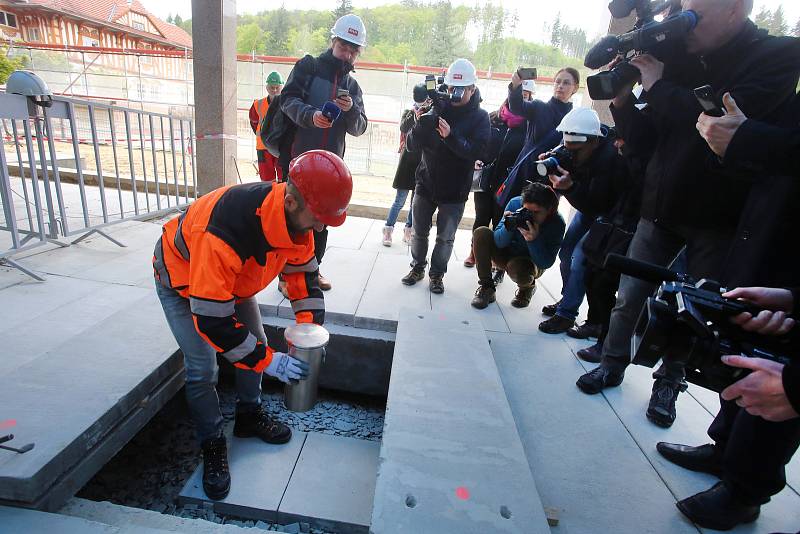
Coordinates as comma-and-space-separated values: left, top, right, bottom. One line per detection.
166, 14, 174, 24
265, 5, 290, 56
333, 0, 354, 22
174, 14, 183, 27
0, 48, 27, 84
794, 18, 800, 37
237, 22, 267, 54
770, 5, 789, 36
754, 6, 771, 31
550, 12, 562, 48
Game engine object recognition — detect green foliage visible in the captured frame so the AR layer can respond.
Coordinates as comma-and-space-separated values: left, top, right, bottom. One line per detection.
237, 23, 267, 54
753, 6, 794, 36
166, 14, 174, 24
174, 14, 183, 27
235, 2, 593, 75
333, 0, 354, 23
0, 48, 28, 84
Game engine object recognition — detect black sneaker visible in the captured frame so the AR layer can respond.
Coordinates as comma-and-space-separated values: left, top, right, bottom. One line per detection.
401, 266, 425, 286
576, 366, 625, 395
542, 299, 561, 316
576, 342, 602, 363
647, 378, 687, 428
538, 315, 575, 334
201, 435, 231, 501
471, 284, 496, 309
567, 321, 602, 340
233, 405, 292, 444
492, 268, 505, 285
429, 274, 444, 294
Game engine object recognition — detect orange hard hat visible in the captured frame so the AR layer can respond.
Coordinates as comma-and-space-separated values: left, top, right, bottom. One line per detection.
288, 150, 353, 227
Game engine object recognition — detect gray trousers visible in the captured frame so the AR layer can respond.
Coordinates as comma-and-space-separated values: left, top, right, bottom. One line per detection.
601, 218, 733, 381
410, 193, 466, 276
155, 281, 266, 443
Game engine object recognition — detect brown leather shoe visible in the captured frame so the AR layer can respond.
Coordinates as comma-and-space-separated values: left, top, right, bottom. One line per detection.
511, 285, 535, 308
463, 249, 476, 268
318, 273, 332, 291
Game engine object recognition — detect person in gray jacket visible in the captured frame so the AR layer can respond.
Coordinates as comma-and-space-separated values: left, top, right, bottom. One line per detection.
280, 13, 369, 290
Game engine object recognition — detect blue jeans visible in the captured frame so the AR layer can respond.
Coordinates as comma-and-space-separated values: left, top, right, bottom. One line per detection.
155, 280, 265, 443
410, 193, 465, 276
386, 189, 413, 228
556, 231, 589, 321
558, 210, 592, 293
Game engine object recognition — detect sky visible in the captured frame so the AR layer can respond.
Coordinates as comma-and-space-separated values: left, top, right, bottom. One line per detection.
145, 0, 800, 44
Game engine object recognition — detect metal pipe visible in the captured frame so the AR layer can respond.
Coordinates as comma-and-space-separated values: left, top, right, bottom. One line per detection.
87, 105, 109, 223
124, 110, 139, 216
107, 108, 124, 218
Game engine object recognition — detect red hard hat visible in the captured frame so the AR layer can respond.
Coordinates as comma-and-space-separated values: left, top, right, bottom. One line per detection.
288, 150, 353, 227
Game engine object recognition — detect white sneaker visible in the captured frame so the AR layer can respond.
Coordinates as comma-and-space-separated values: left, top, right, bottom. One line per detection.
402, 226, 412, 244
382, 226, 393, 247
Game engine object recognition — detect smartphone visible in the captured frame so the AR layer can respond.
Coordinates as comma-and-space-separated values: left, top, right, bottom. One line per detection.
693, 85, 724, 117
336, 88, 350, 98
516, 67, 537, 80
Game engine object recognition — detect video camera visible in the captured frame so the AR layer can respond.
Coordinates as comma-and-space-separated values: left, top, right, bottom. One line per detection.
536, 145, 574, 178
584, 0, 698, 100
604, 253, 794, 393
412, 74, 465, 130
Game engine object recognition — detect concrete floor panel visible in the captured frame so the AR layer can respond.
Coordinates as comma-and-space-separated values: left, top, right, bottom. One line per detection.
179, 434, 307, 522
358, 219, 413, 257
371, 309, 550, 534
0, 505, 120, 533
279, 432, 379, 533
326, 216, 374, 251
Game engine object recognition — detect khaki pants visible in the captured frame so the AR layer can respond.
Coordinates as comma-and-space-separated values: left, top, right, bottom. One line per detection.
473, 226, 542, 289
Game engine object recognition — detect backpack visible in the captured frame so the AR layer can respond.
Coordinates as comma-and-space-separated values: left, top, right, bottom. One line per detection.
260, 55, 317, 158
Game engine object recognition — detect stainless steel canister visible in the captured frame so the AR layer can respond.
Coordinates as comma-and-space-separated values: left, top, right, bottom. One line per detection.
283, 323, 330, 412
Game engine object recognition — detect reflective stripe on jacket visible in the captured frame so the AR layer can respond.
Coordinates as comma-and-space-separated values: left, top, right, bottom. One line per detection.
153, 182, 324, 365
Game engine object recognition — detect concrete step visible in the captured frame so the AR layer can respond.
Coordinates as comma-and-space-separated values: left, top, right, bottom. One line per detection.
61, 498, 253, 533
0, 504, 121, 533
370, 308, 551, 533
0, 292, 182, 511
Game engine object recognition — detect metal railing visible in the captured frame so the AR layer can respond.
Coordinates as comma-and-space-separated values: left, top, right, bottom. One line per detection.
0, 91, 196, 281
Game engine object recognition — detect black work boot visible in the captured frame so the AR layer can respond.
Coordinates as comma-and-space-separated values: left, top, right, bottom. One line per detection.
511, 285, 535, 308
471, 284, 496, 309
576, 365, 625, 394
576, 342, 602, 363
542, 299, 561, 316
234, 405, 292, 444
401, 265, 425, 286
656, 442, 723, 478
647, 378, 687, 428
429, 273, 445, 294
201, 435, 231, 501
677, 482, 760, 531
567, 321, 602, 339
538, 314, 575, 334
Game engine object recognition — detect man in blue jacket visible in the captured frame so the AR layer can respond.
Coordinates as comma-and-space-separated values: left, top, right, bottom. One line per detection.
471, 182, 565, 309
401, 58, 490, 294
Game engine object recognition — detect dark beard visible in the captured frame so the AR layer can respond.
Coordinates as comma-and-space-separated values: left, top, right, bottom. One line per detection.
285, 208, 310, 236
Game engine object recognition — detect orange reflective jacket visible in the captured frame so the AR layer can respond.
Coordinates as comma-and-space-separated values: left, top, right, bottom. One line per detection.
153, 182, 323, 367
253, 97, 270, 151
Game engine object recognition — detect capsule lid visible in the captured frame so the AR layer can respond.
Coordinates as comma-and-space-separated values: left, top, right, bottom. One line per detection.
284, 323, 330, 349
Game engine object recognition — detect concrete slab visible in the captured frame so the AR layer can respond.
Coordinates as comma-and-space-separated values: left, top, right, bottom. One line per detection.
0, 279, 149, 375
179, 434, 307, 522
357, 219, 413, 257
326, 216, 374, 251
0, 293, 181, 505
279, 433, 379, 533
0, 505, 120, 533
354, 253, 432, 331
371, 309, 550, 534
489, 332, 701, 534
277, 248, 379, 327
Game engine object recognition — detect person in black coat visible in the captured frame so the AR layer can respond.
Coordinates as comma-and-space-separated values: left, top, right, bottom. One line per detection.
400, 58, 490, 294
382, 107, 421, 246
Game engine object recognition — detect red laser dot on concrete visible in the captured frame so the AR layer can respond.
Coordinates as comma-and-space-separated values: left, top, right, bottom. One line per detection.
456, 486, 470, 500
0, 420, 16, 430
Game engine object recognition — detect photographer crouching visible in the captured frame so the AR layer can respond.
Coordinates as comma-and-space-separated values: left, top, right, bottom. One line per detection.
471, 182, 564, 309
401, 59, 490, 294
576, 0, 800, 434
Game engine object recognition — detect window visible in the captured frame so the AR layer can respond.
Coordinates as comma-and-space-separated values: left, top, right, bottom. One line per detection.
132, 21, 145, 31
0, 11, 17, 28
82, 35, 99, 47
28, 28, 40, 41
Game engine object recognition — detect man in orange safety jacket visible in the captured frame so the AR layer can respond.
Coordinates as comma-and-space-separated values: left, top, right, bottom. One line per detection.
249, 71, 284, 182
153, 150, 352, 501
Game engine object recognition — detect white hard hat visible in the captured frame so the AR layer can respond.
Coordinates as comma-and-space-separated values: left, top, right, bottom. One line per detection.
331, 14, 367, 47
444, 58, 477, 87
522, 79, 536, 93
557, 107, 603, 142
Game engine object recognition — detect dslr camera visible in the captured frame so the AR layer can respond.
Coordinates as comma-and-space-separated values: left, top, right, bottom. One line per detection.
604, 254, 794, 393
536, 145, 574, 178
504, 207, 536, 232
412, 74, 466, 130
584, 0, 698, 100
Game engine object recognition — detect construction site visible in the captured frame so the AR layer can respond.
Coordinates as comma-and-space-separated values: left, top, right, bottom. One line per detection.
0, 1, 799, 533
